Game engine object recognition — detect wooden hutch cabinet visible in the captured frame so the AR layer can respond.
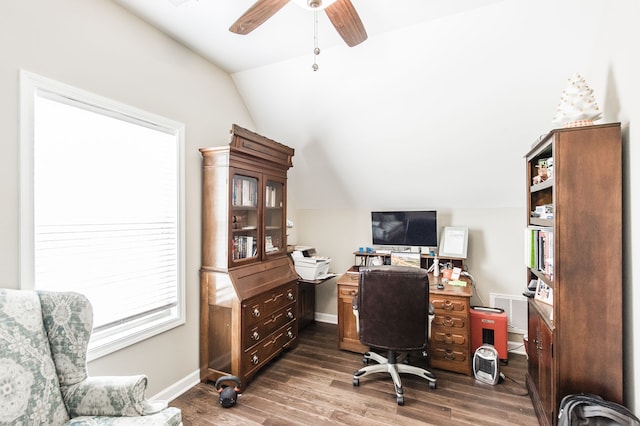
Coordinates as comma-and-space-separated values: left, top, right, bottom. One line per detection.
199, 125, 297, 391
524, 123, 623, 425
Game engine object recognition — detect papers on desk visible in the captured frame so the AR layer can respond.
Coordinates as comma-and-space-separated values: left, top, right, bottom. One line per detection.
448, 280, 467, 287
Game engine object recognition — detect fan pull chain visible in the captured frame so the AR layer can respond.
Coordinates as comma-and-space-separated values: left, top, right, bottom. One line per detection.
312, 10, 320, 71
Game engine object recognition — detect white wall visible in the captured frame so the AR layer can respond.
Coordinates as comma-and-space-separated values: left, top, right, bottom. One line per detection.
0, 0, 254, 397
293, 207, 523, 317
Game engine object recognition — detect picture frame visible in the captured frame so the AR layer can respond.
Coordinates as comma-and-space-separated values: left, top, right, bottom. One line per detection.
438, 226, 469, 259
390, 251, 421, 268
534, 279, 554, 305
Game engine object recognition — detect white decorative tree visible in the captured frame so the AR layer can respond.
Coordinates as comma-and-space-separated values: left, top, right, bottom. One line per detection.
552, 73, 602, 127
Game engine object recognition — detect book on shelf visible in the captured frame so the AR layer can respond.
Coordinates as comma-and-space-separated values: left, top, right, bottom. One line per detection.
232, 176, 257, 207
232, 235, 256, 259
265, 235, 278, 252
265, 185, 278, 208
524, 226, 554, 278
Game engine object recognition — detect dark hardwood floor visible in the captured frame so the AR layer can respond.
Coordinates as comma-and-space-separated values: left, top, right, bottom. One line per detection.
170, 322, 538, 425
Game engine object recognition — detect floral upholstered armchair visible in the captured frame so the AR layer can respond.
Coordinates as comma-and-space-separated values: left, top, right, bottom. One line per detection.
0, 289, 182, 425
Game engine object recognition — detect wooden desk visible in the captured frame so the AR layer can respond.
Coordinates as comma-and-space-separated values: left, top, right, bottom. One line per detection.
336, 267, 472, 376
336, 269, 369, 353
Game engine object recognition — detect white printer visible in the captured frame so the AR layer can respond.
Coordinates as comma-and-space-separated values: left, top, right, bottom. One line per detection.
291, 246, 332, 281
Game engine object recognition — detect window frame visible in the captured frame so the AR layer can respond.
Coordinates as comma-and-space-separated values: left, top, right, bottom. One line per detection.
19, 70, 186, 361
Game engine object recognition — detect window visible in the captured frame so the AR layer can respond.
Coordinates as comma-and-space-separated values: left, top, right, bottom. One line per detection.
20, 71, 185, 360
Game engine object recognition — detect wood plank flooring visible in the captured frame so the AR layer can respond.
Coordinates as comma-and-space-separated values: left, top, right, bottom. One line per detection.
170, 322, 538, 425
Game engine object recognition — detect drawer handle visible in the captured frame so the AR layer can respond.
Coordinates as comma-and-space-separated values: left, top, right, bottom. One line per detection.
252, 307, 261, 318
251, 331, 260, 341
265, 313, 283, 325
445, 334, 454, 344
443, 317, 455, 327
287, 291, 294, 301
286, 311, 295, 320
251, 354, 259, 365
350, 290, 357, 296
443, 301, 454, 311
444, 350, 455, 360
264, 333, 284, 348
287, 330, 294, 339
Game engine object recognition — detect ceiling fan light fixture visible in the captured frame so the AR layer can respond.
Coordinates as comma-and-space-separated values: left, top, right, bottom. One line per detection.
291, 0, 338, 11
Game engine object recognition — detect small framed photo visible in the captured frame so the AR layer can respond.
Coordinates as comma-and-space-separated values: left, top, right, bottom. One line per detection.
438, 226, 469, 259
534, 279, 554, 305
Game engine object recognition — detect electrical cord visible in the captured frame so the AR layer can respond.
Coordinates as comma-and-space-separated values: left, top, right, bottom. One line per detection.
499, 372, 529, 396
461, 271, 486, 306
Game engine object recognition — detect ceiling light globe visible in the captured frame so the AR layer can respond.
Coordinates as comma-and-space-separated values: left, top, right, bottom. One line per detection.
291, 0, 338, 11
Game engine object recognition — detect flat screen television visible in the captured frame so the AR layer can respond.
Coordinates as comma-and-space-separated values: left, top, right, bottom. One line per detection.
371, 210, 437, 247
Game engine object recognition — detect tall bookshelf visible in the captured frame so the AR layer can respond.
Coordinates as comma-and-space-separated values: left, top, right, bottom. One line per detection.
524, 123, 623, 425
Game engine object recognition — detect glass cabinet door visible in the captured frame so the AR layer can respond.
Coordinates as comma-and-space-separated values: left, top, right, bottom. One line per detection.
264, 178, 285, 257
231, 173, 259, 262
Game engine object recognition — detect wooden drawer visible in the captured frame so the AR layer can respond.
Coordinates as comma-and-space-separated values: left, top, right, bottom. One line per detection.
243, 284, 297, 327
431, 328, 468, 346
430, 344, 470, 374
243, 304, 296, 350
431, 297, 469, 313
242, 323, 296, 377
432, 313, 467, 329
339, 286, 358, 299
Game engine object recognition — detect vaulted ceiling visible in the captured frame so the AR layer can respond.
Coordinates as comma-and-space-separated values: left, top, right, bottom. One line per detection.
113, 0, 506, 73
111, 0, 600, 211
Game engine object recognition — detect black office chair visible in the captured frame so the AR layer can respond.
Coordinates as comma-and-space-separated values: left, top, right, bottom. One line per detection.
352, 265, 436, 405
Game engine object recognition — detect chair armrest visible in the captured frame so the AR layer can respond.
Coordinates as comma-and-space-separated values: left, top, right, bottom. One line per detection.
62, 375, 168, 417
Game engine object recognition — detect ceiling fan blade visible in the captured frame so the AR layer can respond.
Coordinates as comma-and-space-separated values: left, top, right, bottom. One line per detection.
229, 0, 290, 35
324, 0, 367, 47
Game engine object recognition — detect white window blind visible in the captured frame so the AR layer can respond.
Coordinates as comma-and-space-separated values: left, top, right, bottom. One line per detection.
20, 71, 185, 360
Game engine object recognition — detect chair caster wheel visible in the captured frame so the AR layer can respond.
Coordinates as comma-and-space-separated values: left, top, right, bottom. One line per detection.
396, 396, 404, 406
429, 381, 437, 390
353, 378, 359, 387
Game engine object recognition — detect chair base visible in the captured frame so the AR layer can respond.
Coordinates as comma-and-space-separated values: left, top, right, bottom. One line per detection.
353, 350, 436, 406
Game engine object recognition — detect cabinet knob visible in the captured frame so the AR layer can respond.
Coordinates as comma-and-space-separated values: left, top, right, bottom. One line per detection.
287, 291, 294, 300
252, 307, 261, 318
444, 350, 455, 360
286, 311, 294, 320
443, 301, 454, 311
251, 331, 260, 341
443, 317, 455, 327
287, 330, 294, 339
251, 354, 259, 365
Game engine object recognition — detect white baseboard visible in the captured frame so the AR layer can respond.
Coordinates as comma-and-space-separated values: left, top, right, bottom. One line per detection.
150, 369, 200, 403
508, 340, 527, 356
314, 312, 337, 324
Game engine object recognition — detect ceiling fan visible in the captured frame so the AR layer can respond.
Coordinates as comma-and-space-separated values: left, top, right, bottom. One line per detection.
229, 0, 368, 47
